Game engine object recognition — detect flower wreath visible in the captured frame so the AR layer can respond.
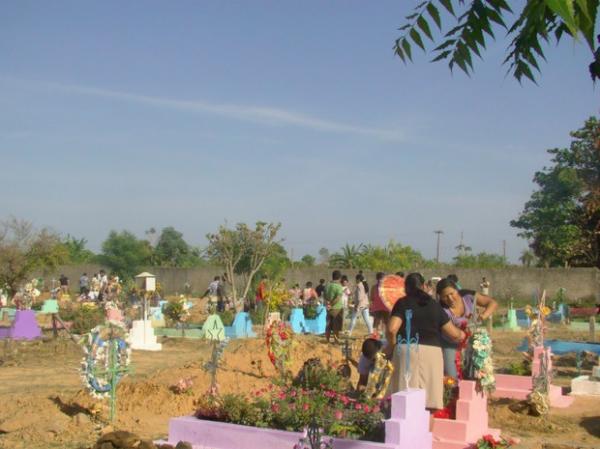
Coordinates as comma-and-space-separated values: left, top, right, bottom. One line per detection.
80, 322, 132, 399
463, 328, 495, 394
265, 321, 293, 373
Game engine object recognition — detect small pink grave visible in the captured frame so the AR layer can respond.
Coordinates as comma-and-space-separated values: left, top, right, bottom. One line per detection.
493, 346, 573, 408
0, 310, 42, 340
161, 389, 432, 449
432, 380, 500, 449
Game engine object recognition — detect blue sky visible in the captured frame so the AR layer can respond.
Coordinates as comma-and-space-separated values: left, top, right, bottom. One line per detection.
1, 1, 598, 263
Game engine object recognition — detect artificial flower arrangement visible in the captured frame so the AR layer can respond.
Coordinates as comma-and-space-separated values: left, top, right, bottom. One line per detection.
80, 322, 132, 399
14, 279, 41, 310
265, 281, 291, 312
524, 304, 551, 347
432, 376, 459, 419
464, 328, 496, 394
170, 377, 194, 395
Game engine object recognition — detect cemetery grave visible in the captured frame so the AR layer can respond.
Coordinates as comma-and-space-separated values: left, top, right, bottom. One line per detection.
0, 299, 598, 449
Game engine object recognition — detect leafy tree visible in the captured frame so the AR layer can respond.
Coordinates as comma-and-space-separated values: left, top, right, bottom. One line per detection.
318, 247, 330, 265
257, 243, 292, 283
153, 226, 205, 267
0, 218, 68, 294
395, 0, 600, 82
299, 254, 316, 267
99, 230, 152, 280
206, 222, 282, 302
354, 241, 432, 271
62, 235, 96, 263
453, 251, 508, 268
511, 117, 600, 267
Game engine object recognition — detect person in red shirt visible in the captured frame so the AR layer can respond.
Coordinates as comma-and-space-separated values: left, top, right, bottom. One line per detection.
255, 275, 267, 310
370, 272, 389, 336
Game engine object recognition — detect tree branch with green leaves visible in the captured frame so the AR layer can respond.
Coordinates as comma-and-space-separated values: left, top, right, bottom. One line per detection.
395, 0, 599, 82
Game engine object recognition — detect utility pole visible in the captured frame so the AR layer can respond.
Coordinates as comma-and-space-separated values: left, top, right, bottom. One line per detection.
434, 230, 444, 263
502, 240, 506, 260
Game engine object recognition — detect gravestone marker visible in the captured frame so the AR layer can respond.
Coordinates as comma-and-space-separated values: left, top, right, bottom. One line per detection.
202, 314, 226, 341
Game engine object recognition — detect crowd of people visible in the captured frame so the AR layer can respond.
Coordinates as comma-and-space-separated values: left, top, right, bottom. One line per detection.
310, 269, 498, 411
74, 270, 121, 302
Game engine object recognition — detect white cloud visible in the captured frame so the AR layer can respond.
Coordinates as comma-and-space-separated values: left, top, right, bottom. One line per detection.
3, 77, 405, 142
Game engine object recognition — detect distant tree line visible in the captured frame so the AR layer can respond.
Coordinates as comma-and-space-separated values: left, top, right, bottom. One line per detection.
511, 117, 599, 268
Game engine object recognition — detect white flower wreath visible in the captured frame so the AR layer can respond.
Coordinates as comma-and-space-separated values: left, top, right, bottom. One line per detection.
80, 321, 132, 399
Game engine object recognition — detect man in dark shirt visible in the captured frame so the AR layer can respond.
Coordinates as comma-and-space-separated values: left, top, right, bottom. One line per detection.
59, 274, 69, 294
315, 279, 326, 299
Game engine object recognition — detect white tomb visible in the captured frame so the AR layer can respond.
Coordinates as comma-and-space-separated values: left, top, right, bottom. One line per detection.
571, 358, 600, 396
130, 318, 162, 351
131, 272, 162, 351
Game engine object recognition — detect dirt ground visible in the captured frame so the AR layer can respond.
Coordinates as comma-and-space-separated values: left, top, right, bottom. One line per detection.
0, 324, 598, 449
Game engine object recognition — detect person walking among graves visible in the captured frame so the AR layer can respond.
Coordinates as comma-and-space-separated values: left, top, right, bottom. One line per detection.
348, 273, 374, 336
341, 274, 352, 321
324, 270, 344, 344
59, 274, 69, 295
480, 277, 491, 295
370, 272, 389, 337
436, 277, 498, 377
385, 273, 465, 410
79, 272, 89, 298
98, 270, 109, 300
203, 276, 221, 311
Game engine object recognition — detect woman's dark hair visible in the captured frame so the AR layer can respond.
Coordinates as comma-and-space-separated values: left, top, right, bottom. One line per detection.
376, 272, 385, 281
341, 274, 349, 283
356, 273, 369, 293
436, 277, 458, 296
405, 272, 431, 305
435, 278, 459, 308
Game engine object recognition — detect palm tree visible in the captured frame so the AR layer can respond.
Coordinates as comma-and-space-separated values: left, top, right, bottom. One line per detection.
519, 249, 536, 267
329, 244, 365, 268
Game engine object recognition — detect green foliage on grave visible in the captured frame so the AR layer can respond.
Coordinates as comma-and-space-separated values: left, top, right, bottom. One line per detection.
163, 299, 188, 327
62, 305, 106, 335
506, 360, 531, 376
217, 310, 235, 326
249, 306, 266, 326
195, 361, 383, 440
303, 304, 319, 320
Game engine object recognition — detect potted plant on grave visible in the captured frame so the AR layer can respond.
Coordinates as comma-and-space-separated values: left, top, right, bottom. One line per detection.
163, 296, 190, 336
